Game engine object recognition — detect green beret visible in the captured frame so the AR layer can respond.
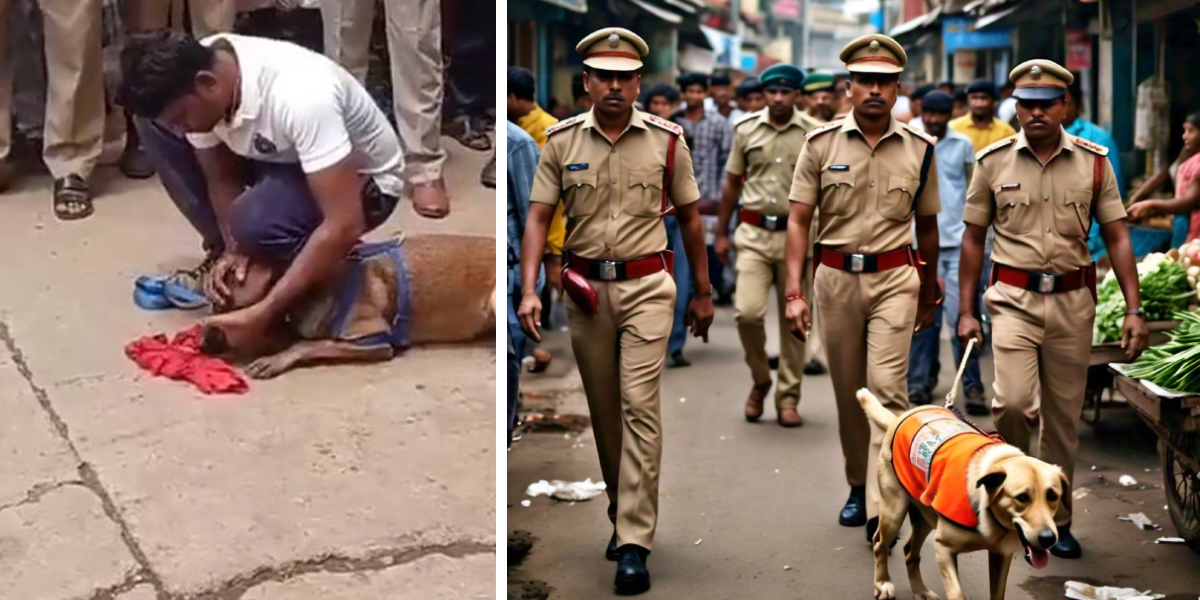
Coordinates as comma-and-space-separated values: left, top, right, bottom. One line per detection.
801, 72, 836, 94
760, 64, 804, 89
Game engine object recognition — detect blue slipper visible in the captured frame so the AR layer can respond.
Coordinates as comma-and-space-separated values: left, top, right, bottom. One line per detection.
134, 276, 173, 310
163, 277, 208, 310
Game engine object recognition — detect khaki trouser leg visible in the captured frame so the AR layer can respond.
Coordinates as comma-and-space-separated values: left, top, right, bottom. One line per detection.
861, 267, 919, 520
0, 0, 12, 165
188, 0, 235, 37
323, 0, 375, 82
734, 226, 776, 390
773, 254, 805, 409
40, 0, 105, 179
987, 282, 1045, 467
383, 0, 444, 184
125, 0, 169, 31
816, 267, 870, 488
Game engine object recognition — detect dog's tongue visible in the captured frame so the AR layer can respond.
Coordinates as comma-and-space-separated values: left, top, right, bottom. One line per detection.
1025, 545, 1049, 569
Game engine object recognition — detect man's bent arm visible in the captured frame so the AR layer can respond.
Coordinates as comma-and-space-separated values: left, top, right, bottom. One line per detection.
256, 159, 366, 320
195, 144, 245, 250
784, 201, 815, 297
716, 172, 744, 236
958, 223, 988, 319
521, 203, 555, 294
674, 202, 712, 293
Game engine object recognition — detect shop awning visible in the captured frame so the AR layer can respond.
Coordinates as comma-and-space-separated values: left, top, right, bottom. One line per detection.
537, 0, 587, 13
618, 0, 683, 23
973, 0, 1057, 30
889, 6, 942, 40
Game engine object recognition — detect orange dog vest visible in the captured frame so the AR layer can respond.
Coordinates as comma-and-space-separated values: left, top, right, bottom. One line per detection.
892, 408, 1000, 529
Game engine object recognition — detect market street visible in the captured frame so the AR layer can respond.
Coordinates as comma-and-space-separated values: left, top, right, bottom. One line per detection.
507, 301, 1200, 600
0, 140, 495, 599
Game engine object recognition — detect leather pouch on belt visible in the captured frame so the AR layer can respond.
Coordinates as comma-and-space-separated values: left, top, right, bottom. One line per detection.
562, 267, 599, 314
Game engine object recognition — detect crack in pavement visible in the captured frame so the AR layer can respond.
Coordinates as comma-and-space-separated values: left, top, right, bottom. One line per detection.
188, 539, 496, 600
84, 570, 151, 600
0, 479, 86, 513
0, 319, 168, 598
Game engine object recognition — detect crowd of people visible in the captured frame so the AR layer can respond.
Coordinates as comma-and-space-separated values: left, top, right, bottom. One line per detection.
503, 24, 1200, 596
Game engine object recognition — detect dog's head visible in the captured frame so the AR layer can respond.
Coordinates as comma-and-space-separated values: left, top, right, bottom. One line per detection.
976, 455, 1068, 569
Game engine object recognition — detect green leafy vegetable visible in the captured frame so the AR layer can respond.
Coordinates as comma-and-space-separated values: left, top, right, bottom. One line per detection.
1093, 254, 1192, 344
1124, 311, 1200, 393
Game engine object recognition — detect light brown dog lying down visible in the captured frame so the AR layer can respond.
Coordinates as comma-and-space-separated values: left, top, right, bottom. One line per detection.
206, 233, 495, 378
856, 388, 1067, 600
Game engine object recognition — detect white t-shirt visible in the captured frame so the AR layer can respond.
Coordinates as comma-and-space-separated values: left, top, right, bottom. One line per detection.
187, 34, 405, 197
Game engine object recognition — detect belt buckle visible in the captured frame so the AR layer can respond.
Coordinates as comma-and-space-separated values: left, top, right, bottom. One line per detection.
763, 215, 779, 230
1037, 274, 1056, 293
599, 261, 619, 281
849, 254, 865, 273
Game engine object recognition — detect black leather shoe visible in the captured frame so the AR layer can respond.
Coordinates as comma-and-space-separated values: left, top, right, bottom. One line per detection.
839, 486, 866, 526
803, 359, 828, 375
1049, 524, 1082, 559
965, 387, 989, 416
605, 530, 619, 561
614, 544, 650, 595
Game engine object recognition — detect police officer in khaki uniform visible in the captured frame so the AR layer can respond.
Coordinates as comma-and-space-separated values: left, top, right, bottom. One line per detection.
783, 34, 942, 541
714, 64, 813, 426
958, 59, 1149, 558
517, 28, 714, 595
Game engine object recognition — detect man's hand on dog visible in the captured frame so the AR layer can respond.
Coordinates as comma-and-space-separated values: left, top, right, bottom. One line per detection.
958, 314, 983, 347
686, 295, 714, 342
1122, 313, 1150, 361
785, 297, 811, 341
204, 252, 250, 307
517, 291, 543, 343
203, 303, 270, 352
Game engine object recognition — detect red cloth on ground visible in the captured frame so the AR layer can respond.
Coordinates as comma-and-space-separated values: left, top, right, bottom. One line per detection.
125, 325, 249, 394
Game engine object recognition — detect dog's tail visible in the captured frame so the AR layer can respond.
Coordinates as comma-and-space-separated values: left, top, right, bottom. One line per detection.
856, 388, 898, 430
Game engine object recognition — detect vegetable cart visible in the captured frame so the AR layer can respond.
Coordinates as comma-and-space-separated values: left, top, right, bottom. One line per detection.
1109, 370, 1200, 554
1083, 322, 1176, 425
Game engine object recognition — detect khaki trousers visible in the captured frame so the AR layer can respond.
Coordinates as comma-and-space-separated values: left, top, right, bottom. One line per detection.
0, 0, 104, 178
321, 0, 445, 184
733, 223, 805, 410
985, 282, 1094, 525
125, 0, 235, 36
815, 264, 918, 519
566, 270, 675, 551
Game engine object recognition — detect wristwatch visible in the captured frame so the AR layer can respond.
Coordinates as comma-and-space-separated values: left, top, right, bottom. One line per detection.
1125, 308, 1145, 318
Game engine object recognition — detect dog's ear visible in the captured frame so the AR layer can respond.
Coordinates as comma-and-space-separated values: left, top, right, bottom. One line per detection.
1057, 472, 1070, 501
976, 468, 1007, 491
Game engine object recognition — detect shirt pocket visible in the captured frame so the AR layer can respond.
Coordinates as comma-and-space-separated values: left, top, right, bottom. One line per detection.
624, 166, 665, 218
995, 191, 1034, 234
879, 174, 915, 221
1056, 190, 1092, 238
819, 170, 856, 216
562, 169, 599, 218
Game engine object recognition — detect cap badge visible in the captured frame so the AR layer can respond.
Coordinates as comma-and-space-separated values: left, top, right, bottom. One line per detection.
1030, 65, 1042, 79
607, 33, 620, 48
869, 40, 880, 52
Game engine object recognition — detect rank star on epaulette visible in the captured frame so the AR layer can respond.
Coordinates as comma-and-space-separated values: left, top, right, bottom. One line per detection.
546, 115, 583, 137
645, 114, 683, 136
804, 121, 840, 141
1072, 137, 1109, 156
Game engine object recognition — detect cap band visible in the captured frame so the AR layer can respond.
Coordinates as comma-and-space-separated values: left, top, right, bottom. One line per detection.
848, 56, 900, 66
804, 81, 834, 92
1015, 83, 1066, 89
587, 51, 640, 61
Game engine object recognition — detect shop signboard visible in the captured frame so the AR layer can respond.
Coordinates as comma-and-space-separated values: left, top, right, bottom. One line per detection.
1066, 29, 1092, 71
942, 15, 1011, 54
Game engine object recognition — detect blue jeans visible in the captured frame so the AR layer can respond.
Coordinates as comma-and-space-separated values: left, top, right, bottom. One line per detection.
907, 248, 983, 398
506, 266, 543, 445
665, 215, 691, 354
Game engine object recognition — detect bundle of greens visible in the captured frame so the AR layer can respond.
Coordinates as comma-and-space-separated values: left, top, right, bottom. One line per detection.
1124, 311, 1200, 393
1093, 253, 1195, 344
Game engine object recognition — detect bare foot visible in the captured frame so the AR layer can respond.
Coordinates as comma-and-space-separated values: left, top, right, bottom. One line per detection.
411, 179, 450, 219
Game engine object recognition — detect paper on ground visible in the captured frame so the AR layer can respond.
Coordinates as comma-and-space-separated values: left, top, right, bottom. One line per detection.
1119, 475, 1138, 486
1118, 512, 1156, 530
1064, 581, 1165, 600
525, 478, 607, 501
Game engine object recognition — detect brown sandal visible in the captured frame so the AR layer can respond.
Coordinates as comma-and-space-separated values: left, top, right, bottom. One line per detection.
53, 174, 93, 221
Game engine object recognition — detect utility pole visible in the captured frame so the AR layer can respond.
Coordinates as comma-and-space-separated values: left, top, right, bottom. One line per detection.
801, 0, 812, 69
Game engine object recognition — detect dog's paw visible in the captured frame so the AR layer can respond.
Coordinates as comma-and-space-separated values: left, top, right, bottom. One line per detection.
912, 589, 940, 600
873, 581, 896, 600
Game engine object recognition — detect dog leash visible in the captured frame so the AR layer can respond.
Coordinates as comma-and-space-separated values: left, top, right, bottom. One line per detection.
941, 338, 1004, 441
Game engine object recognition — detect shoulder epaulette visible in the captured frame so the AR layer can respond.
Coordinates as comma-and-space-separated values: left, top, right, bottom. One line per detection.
1071, 136, 1109, 157
903, 122, 937, 145
545, 115, 583, 137
644, 114, 684, 136
975, 136, 1016, 161
804, 120, 841, 141
734, 109, 763, 128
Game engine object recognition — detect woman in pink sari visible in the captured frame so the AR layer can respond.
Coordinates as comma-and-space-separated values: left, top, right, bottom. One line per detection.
1128, 112, 1200, 242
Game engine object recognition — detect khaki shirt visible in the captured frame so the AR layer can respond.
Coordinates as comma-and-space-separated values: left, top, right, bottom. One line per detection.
726, 108, 813, 216
530, 108, 701, 262
788, 111, 941, 254
964, 130, 1126, 274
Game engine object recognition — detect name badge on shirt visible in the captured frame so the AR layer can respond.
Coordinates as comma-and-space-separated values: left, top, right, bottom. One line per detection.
1000, 183, 1021, 191
567, 163, 589, 171
827, 165, 850, 171
253, 134, 278, 155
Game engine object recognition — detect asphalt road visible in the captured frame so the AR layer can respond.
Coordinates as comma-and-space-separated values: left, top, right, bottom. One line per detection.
508, 298, 1200, 599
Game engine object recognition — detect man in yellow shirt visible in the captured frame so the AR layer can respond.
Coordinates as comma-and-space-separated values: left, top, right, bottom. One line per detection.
508, 67, 567, 289
949, 79, 1016, 152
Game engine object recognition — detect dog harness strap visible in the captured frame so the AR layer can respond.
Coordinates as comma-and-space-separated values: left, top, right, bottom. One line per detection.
330, 239, 411, 349
390, 242, 413, 349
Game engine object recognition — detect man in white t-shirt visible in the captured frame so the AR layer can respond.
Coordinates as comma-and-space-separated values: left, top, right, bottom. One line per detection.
119, 30, 412, 349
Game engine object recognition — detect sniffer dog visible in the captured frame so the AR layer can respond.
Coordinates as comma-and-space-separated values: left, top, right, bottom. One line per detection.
856, 389, 1067, 600
205, 233, 495, 378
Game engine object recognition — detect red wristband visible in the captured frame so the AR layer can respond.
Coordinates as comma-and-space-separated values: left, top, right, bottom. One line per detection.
786, 294, 806, 303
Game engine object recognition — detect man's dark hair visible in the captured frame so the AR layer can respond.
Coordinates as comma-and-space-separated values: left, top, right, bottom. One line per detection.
1000, 82, 1015, 92
920, 91, 954, 114
711, 73, 732, 86
508, 67, 535, 102
677, 72, 709, 91
736, 77, 763, 98
966, 79, 996, 99
572, 74, 587, 100
118, 30, 216, 118
912, 83, 936, 101
953, 88, 968, 103
643, 83, 680, 105
1066, 78, 1083, 104
1187, 111, 1200, 128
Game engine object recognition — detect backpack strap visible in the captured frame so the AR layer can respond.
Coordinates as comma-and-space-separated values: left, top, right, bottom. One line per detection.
913, 142, 935, 209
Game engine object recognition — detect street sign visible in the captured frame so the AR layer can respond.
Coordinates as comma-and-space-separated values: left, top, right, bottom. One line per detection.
942, 15, 1012, 54
1066, 29, 1092, 71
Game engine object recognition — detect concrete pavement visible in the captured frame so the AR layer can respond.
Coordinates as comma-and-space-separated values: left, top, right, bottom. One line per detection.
0, 138, 495, 599
507, 299, 1200, 599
